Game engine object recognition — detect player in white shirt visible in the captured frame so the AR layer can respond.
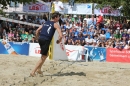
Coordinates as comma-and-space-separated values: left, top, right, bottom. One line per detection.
53, 0, 64, 14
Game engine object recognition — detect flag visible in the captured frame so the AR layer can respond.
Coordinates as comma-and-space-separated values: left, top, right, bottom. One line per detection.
51, 2, 55, 13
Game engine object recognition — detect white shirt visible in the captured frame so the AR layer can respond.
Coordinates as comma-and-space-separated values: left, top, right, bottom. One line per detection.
85, 38, 94, 43
124, 45, 129, 49
2, 38, 8, 43
100, 34, 106, 38
53, 1, 63, 12
66, 25, 71, 29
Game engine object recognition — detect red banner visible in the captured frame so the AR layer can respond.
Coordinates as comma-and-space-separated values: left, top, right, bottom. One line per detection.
106, 48, 130, 63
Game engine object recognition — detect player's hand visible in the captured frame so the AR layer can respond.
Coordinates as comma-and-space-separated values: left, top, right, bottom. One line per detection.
56, 40, 60, 44
56, 38, 62, 44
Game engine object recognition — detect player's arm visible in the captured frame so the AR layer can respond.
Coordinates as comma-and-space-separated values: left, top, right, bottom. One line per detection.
59, 2, 64, 10
36, 25, 42, 39
54, 23, 63, 44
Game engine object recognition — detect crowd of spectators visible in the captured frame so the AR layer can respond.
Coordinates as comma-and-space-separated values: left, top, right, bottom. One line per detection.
60, 14, 130, 50
0, 13, 48, 43
0, 13, 130, 49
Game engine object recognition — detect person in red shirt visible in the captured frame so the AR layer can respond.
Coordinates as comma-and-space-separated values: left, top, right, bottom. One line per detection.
115, 21, 122, 29
97, 14, 103, 24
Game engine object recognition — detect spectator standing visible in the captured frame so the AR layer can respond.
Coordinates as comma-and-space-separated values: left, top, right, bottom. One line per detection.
21, 15, 27, 21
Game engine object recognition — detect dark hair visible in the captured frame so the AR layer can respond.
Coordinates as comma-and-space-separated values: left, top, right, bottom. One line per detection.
51, 12, 60, 19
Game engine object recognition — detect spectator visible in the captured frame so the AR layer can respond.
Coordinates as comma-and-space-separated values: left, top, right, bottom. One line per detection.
42, 14, 48, 21
84, 41, 90, 46
8, 30, 14, 38
91, 40, 98, 47
14, 31, 20, 38
66, 38, 74, 45
77, 32, 85, 46
15, 36, 22, 42
66, 22, 72, 30
82, 28, 87, 38
21, 31, 28, 40
30, 37, 37, 43
1, 35, 8, 43
21, 15, 26, 21
28, 30, 34, 41
116, 42, 124, 50
124, 42, 130, 49
1, 13, 130, 51
22, 37, 29, 43
70, 32, 77, 44
121, 29, 129, 41
8, 37, 14, 42
115, 20, 122, 29
114, 30, 121, 39
85, 35, 94, 45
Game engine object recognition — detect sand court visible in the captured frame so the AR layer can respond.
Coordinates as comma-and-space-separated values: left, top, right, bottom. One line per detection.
0, 54, 130, 86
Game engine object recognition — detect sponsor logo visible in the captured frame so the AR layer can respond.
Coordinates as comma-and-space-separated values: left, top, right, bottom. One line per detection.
66, 49, 77, 56
87, 5, 91, 8
29, 3, 48, 11
34, 47, 41, 54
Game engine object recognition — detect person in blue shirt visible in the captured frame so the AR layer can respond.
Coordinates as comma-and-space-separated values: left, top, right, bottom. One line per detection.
87, 28, 94, 38
105, 29, 111, 40
82, 28, 87, 38
30, 12, 63, 77
70, 32, 77, 44
77, 32, 85, 46
101, 24, 108, 31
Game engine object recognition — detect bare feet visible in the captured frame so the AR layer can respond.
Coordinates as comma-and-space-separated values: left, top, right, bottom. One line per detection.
30, 72, 36, 77
37, 70, 43, 74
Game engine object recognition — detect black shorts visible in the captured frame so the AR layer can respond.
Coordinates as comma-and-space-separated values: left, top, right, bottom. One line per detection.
38, 38, 51, 56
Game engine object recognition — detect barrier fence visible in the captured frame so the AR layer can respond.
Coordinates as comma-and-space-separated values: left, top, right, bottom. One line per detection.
0, 42, 130, 63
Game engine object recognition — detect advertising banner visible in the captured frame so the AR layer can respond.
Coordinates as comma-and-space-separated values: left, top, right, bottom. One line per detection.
94, 4, 120, 16
107, 48, 130, 63
84, 46, 106, 61
64, 3, 92, 14
23, 2, 50, 12
0, 42, 29, 55
29, 43, 41, 57
65, 45, 83, 61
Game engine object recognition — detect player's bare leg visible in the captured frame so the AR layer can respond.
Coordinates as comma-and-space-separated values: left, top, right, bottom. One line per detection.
37, 53, 48, 74
30, 55, 47, 77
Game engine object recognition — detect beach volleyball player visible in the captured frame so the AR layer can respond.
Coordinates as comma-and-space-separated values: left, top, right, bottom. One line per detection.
30, 12, 63, 77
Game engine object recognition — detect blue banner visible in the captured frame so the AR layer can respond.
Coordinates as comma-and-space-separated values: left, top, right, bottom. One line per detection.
84, 46, 106, 62
0, 42, 29, 55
